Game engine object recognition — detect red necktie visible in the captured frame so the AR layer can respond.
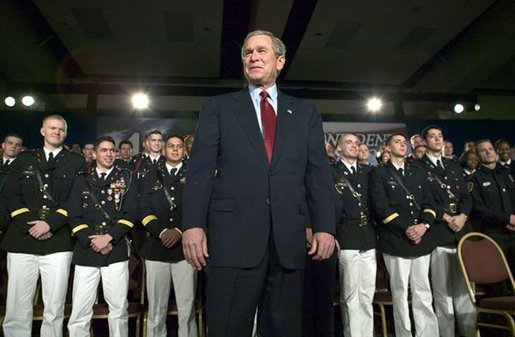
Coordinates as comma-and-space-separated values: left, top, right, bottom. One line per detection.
260, 91, 276, 163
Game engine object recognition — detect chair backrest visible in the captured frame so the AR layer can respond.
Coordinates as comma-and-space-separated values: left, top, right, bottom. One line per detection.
458, 232, 515, 296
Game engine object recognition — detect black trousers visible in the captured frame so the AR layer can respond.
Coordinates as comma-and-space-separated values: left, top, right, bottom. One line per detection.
205, 239, 303, 337
301, 250, 337, 337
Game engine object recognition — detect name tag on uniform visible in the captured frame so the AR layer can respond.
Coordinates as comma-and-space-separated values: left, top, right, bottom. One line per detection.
482, 181, 491, 187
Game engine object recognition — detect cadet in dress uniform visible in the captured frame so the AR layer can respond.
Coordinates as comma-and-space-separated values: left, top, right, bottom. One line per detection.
130, 130, 165, 254
139, 134, 197, 337
495, 139, 515, 175
370, 133, 439, 337
0, 133, 23, 234
67, 136, 138, 337
332, 133, 376, 337
1, 115, 85, 337
469, 139, 515, 278
418, 125, 475, 337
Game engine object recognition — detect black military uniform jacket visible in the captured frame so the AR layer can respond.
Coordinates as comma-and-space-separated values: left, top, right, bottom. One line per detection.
417, 155, 473, 246
1, 149, 85, 254
0, 158, 16, 232
130, 154, 166, 181
498, 160, 515, 176
332, 161, 376, 250
469, 164, 515, 246
139, 163, 186, 262
370, 162, 437, 257
68, 164, 138, 267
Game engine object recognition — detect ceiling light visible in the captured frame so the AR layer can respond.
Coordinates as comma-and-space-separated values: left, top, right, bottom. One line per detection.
4, 96, 16, 107
131, 93, 149, 109
453, 103, 464, 114
367, 98, 382, 112
21, 95, 35, 107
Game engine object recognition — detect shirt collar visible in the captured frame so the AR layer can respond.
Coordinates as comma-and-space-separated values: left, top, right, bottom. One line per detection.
43, 147, 63, 160
96, 166, 114, 178
249, 84, 278, 103
166, 162, 182, 175
426, 153, 442, 167
391, 162, 405, 171
339, 158, 357, 173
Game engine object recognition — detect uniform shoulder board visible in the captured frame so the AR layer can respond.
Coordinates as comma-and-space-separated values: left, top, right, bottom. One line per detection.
467, 181, 474, 192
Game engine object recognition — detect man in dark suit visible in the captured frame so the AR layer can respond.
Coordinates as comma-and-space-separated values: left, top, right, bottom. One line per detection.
181, 30, 336, 337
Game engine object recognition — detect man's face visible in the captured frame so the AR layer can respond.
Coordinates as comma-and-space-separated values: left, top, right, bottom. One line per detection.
444, 141, 454, 156
83, 144, 94, 160
119, 143, 132, 160
387, 135, 408, 158
425, 128, 444, 153
496, 142, 511, 162
411, 135, 425, 148
242, 34, 285, 89
146, 134, 163, 154
413, 146, 426, 160
164, 137, 185, 165
2, 136, 23, 158
477, 141, 498, 165
93, 141, 115, 170
40, 118, 67, 148
337, 134, 360, 160
466, 152, 479, 170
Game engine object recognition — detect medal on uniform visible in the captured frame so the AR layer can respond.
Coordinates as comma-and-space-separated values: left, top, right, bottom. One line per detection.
107, 188, 113, 201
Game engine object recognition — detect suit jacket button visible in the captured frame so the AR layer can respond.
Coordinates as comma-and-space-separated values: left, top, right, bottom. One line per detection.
266, 198, 271, 205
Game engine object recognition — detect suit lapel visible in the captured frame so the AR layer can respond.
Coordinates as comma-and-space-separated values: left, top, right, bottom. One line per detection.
270, 91, 294, 167
232, 89, 269, 167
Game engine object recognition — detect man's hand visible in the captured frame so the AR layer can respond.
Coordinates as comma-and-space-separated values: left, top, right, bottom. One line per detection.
161, 228, 182, 248
406, 224, 427, 244
510, 214, 515, 226
38, 232, 53, 240
308, 232, 335, 260
506, 224, 515, 232
99, 243, 113, 255
89, 234, 113, 253
28, 220, 51, 239
305, 228, 313, 249
448, 213, 467, 232
182, 228, 209, 270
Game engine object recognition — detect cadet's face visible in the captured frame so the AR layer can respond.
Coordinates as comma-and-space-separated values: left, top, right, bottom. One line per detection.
2, 136, 23, 158
164, 137, 185, 164
425, 129, 443, 152
387, 136, 407, 158
358, 145, 369, 161
466, 153, 479, 170
242, 35, 285, 89
83, 144, 94, 159
40, 118, 67, 148
496, 142, 511, 162
93, 141, 115, 170
147, 134, 163, 154
411, 136, 425, 148
413, 146, 426, 159
338, 135, 360, 160
119, 144, 132, 159
444, 141, 454, 156
477, 142, 498, 165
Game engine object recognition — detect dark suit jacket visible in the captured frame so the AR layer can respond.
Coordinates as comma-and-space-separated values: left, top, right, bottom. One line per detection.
182, 88, 335, 269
